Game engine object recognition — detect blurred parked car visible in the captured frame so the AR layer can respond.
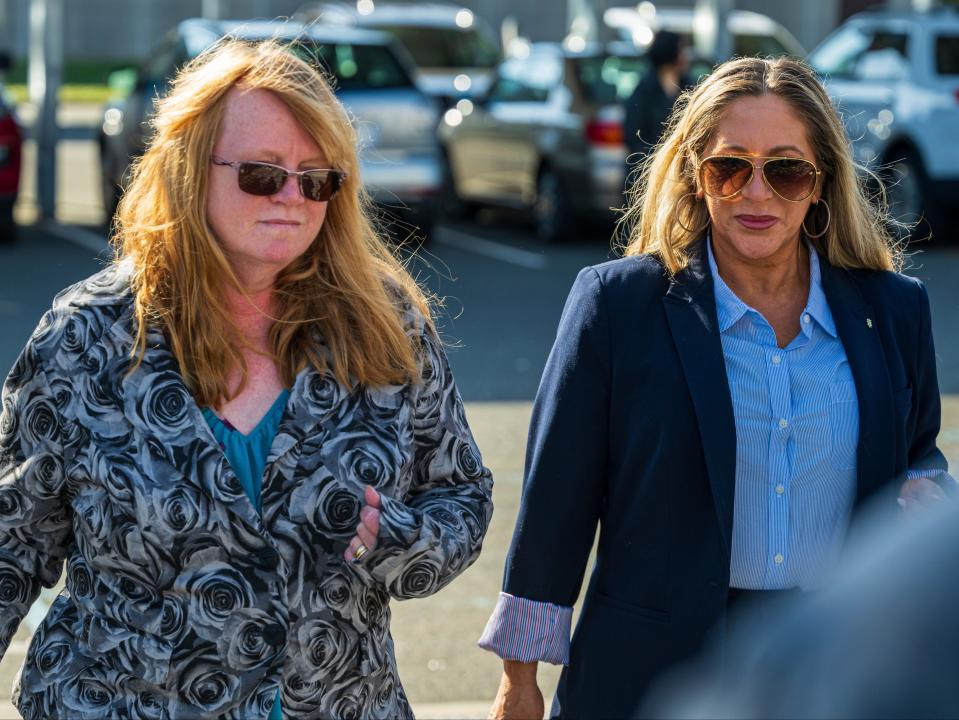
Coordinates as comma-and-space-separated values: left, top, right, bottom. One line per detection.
99, 18, 442, 239
295, 2, 501, 106
603, 5, 805, 59
808, 7, 959, 234
438, 42, 645, 243
0, 53, 21, 244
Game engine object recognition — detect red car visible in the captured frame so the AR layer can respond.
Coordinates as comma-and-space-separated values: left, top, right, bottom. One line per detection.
0, 72, 22, 244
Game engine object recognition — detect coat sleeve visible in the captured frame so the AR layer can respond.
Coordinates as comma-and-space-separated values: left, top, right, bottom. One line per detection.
353, 321, 494, 601
0, 330, 72, 658
503, 266, 610, 608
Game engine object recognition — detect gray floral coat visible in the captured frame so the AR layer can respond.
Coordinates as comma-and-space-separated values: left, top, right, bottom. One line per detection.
0, 263, 494, 719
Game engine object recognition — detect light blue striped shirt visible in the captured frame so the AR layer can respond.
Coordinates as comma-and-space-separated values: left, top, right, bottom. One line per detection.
708, 241, 859, 591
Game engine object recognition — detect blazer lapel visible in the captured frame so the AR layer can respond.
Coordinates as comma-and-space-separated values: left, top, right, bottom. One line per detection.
663, 240, 737, 555
818, 260, 896, 502
108, 313, 267, 534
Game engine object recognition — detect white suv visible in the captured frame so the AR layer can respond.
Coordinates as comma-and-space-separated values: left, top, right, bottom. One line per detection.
809, 8, 959, 237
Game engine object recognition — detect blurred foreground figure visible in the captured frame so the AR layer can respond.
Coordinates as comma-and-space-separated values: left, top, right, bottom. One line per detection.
0, 38, 492, 719
478, 55, 952, 719
647, 494, 959, 719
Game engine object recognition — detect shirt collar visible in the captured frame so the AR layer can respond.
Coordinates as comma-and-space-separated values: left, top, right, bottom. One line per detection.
706, 235, 838, 338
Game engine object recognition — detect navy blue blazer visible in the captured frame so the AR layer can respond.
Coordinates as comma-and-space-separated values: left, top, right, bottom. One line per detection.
503, 239, 947, 719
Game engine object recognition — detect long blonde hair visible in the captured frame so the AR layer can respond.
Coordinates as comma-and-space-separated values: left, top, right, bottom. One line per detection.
112, 38, 431, 406
619, 56, 901, 274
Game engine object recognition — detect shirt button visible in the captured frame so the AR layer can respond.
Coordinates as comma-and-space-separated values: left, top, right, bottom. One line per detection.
778, 418, 789, 429
775, 484, 785, 495
771, 354, 781, 365
803, 314, 811, 324
774, 553, 784, 564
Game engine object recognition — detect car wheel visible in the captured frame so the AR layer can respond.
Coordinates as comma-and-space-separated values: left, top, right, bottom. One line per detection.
534, 166, 571, 244
884, 149, 940, 242
0, 199, 16, 245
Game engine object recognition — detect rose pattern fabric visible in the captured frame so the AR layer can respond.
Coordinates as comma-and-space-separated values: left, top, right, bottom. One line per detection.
0, 264, 493, 718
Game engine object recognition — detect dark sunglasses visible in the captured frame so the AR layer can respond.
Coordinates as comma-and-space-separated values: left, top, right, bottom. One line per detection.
211, 156, 346, 201
699, 155, 821, 202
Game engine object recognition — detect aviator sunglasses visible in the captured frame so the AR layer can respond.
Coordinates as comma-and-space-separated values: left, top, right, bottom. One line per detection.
211, 156, 346, 201
698, 155, 821, 202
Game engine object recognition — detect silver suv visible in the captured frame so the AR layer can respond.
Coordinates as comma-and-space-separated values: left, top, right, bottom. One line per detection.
809, 7, 959, 236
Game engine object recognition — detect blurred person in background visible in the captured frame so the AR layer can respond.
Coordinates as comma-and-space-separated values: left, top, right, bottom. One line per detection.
645, 490, 959, 719
480, 55, 951, 719
623, 30, 690, 180
0, 38, 492, 719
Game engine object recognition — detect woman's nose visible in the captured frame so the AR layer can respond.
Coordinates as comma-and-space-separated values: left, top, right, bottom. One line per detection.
741, 162, 773, 200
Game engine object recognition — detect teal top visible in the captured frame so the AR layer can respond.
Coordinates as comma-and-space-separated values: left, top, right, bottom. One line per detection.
202, 389, 290, 720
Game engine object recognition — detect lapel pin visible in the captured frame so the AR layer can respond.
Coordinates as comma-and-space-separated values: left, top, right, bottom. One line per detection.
866, 318, 873, 328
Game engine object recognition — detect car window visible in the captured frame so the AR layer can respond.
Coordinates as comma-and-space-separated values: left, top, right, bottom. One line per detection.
293, 42, 414, 90
810, 25, 909, 78
936, 35, 959, 75
139, 36, 187, 88
576, 55, 649, 103
734, 33, 790, 57
371, 25, 500, 68
487, 54, 561, 103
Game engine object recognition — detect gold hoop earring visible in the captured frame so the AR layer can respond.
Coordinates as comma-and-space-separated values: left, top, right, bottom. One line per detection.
802, 199, 830, 239
676, 192, 710, 236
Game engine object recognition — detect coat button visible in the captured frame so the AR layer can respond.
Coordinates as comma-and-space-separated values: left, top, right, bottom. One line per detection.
258, 546, 279, 568
262, 623, 287, 647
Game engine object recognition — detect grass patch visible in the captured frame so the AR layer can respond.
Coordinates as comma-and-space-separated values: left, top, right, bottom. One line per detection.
3, 57, 133, 106
6, 84, 115, 105
4, 57, 136, 85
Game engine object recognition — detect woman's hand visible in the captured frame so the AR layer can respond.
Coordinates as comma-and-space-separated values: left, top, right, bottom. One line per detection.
345, 485, 381, 563
489, 661, 544, 720
898, 475, 948, 516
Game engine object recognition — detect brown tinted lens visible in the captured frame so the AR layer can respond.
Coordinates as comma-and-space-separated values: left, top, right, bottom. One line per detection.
237, 162, 286, 196
764, 159, 817, 200
300, 170, 340, 201
701, 156, 753, 198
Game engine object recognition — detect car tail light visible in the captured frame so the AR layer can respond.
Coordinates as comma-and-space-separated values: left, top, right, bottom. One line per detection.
586, 119, 625, 146
0, 110, 22, 195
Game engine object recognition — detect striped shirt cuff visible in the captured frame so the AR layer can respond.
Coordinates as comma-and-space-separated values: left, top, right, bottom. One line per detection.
906, 468, 957, 493
477, 592, 573, 665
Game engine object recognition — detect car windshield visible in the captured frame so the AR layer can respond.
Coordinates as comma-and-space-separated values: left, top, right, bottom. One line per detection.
291, 41, 413, 89
810, 25, 909, 77
371, 25, 500, 68
937, 35, 959, 75
576, 54, 650, 103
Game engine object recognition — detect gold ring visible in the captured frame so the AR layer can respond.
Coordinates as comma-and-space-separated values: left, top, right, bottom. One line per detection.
353, 544, 368, 561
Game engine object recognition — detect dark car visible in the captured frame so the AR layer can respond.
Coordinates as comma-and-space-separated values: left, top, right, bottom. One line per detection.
99, 19, 442, 238
295, 2, 502, 106
438, 41, 646, 243
0, 54, 22, 244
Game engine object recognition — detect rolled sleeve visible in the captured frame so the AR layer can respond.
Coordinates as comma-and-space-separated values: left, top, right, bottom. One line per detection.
906, 468, 957, 495
478, 592, 573, 666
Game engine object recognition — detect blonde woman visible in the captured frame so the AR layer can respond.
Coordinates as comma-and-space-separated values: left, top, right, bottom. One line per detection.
0, 39, 492, 719
480, 56, 951, 719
